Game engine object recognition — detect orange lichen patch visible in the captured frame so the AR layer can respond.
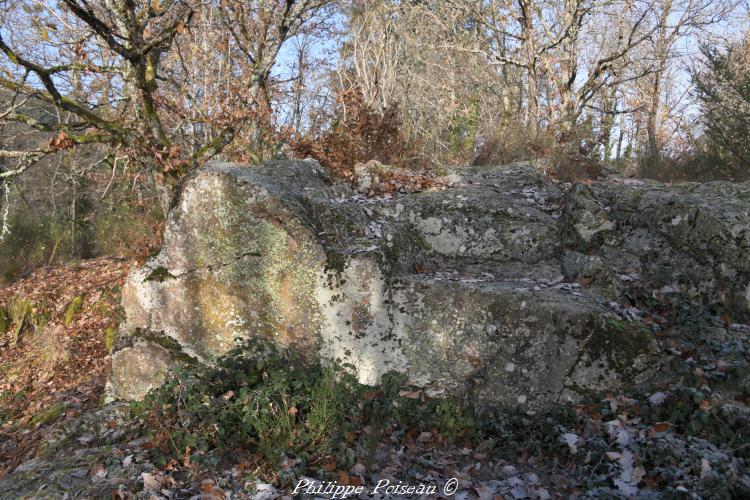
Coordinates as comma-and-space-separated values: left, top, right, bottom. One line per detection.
194, 275, 249, 357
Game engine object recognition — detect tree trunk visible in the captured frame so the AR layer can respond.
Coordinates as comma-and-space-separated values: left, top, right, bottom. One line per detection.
600, 90, 618, 160
144, 162, 174, 218
519, 0, 539, 135
70, 176, 77, 258
646, 69, 662, 158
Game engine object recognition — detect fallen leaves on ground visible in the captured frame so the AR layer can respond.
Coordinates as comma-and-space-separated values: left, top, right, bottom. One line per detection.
0, 257, 131, 476
352, 160, 450, 196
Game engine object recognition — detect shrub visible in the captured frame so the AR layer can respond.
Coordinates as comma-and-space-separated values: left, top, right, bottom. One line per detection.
90, 200, 163, 260
548, 119, 606, 182
553, 153, 604, 182
290, 86, 419, 180
693, 36, 750, 181
0, 206, 73, 284
638, 386, 750, 460
472, 125, 555, 167
140, 337, 362, 467
138, 338, 490, 473
0, 186, 162, 284
472, 120, 606, 182
637, 146, 750, 183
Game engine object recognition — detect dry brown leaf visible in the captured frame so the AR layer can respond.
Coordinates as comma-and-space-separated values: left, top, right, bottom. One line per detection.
337, 469, 351, 485
142, 472, 162, 491
651, 422, 671, 433
199, 480, 215, 493
362, 390, 383, 401
321, 460, 337, 472
398, 389, 421, 399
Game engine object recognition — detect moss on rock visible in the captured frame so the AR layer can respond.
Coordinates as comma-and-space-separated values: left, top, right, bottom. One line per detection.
103, 326, 118, 352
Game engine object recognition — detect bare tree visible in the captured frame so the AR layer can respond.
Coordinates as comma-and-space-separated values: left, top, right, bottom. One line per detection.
0, 0, 333, 218
641, 0, 733, 159
0, 0, 209, 212
217, 0, 334, 110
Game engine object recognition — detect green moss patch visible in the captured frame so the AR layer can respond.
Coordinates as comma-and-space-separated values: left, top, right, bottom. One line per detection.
0, 307, 9, 333
7, 296, 32, 345
130, 329, 198, 365
63, 296, 83, 326
585, 314, 655, 380
29, 402, 66, 427
144, 266, 177, 283
104, 326, 118, 352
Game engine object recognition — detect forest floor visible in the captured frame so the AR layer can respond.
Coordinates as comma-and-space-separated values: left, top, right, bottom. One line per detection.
0, 259, 748, 498
0, 259, 566, 498
0, 258, 130, 476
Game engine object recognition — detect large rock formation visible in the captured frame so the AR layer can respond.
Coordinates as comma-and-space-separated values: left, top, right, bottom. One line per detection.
109, 160, 750, 409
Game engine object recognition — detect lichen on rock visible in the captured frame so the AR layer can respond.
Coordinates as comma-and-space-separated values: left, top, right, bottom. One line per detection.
110, 159, 750, 408
109, 340, 179, 401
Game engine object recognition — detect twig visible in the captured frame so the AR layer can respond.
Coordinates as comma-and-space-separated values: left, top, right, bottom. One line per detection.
588, 438, 618, 482
100, 156, 125, 201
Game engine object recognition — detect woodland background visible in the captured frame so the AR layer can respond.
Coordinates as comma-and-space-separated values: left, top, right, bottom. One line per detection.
0, 0, 748, 282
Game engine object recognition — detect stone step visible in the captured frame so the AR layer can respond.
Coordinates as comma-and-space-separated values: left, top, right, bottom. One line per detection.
301, 163, 567, 272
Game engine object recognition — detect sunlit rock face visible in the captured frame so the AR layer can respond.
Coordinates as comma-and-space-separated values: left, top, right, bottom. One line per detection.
108, 159, 750, 407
